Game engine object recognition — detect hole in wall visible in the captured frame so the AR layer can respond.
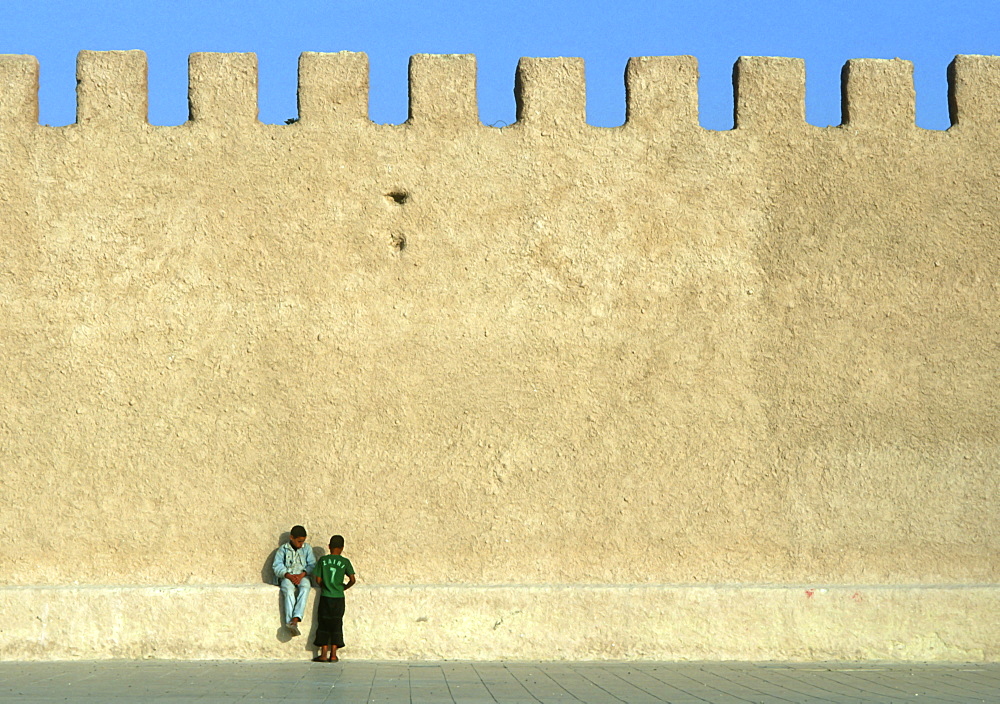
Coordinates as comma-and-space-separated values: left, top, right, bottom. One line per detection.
390, 233, 407, 252
385, 190, 409, 205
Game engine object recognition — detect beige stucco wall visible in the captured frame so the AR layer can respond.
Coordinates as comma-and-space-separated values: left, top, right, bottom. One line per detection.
0, 51, 997, 659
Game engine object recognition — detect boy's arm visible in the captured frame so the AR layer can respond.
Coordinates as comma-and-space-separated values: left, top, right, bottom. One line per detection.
272, 545, 288, 580
344, 573, 356, 591
305, 547, 317, 575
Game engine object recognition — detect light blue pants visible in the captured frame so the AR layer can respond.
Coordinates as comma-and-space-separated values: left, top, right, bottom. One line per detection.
279, 576, 312, 623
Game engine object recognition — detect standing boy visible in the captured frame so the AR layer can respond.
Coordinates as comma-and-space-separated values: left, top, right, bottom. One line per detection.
312, 534, 356, 662
272, 525, 316, 636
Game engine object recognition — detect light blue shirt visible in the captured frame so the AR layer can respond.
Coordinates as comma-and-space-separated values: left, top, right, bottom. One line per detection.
272, 542, 316, 584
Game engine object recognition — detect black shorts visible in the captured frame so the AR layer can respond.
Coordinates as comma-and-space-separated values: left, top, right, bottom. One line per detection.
313, 596, 346, 648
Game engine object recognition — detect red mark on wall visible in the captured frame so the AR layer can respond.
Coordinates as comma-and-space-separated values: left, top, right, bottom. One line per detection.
805, 589, 815, 598
851, 591, 863, 603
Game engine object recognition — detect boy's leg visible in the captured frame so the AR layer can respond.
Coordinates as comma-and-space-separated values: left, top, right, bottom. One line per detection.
331, 597, 346, 656
292, 576, 312, 621
314, 596, 336, 661
279, 578, 296, 626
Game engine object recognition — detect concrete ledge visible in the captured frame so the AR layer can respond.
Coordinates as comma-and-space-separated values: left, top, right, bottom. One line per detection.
2, 585, 996, 661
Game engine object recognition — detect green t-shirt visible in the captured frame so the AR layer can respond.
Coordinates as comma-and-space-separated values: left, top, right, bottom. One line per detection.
316, 553, 355, 598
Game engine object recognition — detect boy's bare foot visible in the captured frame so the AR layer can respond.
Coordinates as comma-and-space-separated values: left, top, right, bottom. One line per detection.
312, 656, 327, 662
330, 653, 338, 662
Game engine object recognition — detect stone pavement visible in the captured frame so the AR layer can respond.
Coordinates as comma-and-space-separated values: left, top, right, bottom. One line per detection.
0, 660, 997, 703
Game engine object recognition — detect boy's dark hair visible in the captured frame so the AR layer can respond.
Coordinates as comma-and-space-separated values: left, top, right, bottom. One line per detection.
290, 525, 307, 538
329, 534, 345, 549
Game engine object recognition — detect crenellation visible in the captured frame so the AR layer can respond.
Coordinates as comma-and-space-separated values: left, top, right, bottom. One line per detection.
733, 56, 806, 130
187, 52, 258, 126
624, 55, 699, 129
0, 55, 38, 127
841, 59, 915, 130
408, 54, 478, 128
948, 54, 1000, 130
296, 51, 368, 126
76, 50, 148, 128
514, 57, 586, 128
0, 52, 996, 134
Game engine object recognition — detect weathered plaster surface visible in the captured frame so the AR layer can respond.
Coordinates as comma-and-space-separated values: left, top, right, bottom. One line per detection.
0, 51, 997, 659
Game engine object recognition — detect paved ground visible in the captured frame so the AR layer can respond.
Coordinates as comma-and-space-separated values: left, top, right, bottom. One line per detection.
0, 660, 997, 703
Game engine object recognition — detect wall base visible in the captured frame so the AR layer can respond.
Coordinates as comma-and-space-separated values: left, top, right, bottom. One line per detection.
2, 584, 995, 661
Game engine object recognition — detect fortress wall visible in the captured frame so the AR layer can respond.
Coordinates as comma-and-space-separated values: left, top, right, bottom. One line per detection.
0, 51, 997, 660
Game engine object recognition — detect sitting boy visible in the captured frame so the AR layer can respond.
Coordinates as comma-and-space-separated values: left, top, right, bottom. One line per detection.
272, 525, 316, 636
312, 534, 356, 662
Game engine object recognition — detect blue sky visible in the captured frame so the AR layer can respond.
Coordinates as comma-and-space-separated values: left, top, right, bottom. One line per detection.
3, 0, 998, 129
